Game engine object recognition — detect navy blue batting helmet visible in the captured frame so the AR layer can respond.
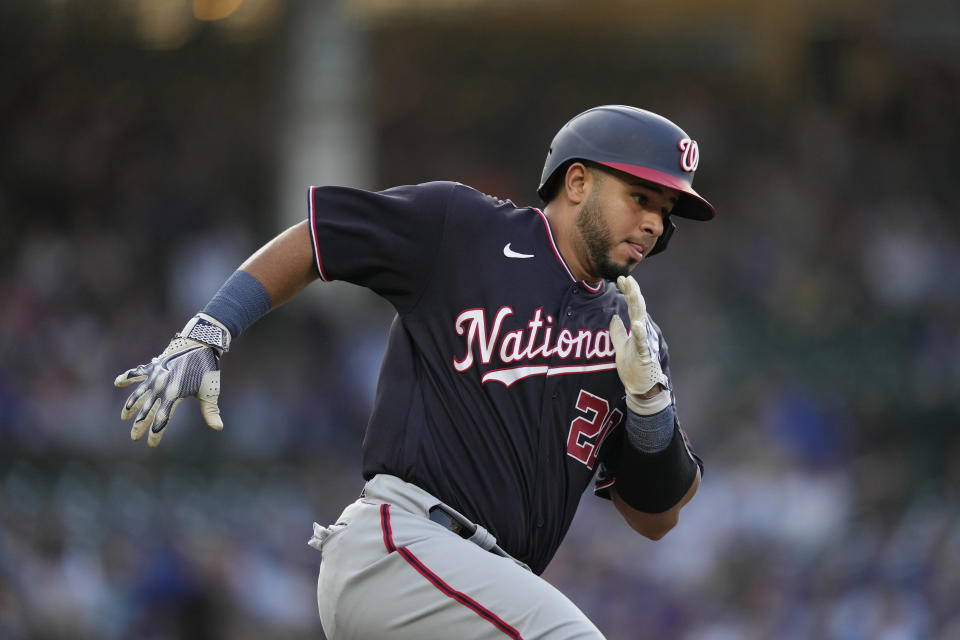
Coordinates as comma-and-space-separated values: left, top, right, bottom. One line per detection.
538, 105, 715, 255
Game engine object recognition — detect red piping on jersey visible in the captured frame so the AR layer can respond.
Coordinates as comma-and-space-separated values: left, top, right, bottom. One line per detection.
533, 207, 575, 282
533, 208, 604, 293
595, 476, 616, 491
380, 504, 396, 552
308, 186, 330, 281
379, 503, 523, 640
581, 279, 604, 293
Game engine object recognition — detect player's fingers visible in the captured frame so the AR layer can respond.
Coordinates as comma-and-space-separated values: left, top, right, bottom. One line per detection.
616, 275, 647, 322
625, 276, 648, 317
121, 384, 150, 421
198, 370, 223, 430
631, 319, 652, 357
114, 366, 148, 388
130, 396, 160, 442
199, 401, 223, 431
147, 398, 181, 448
608, 314, 629, 351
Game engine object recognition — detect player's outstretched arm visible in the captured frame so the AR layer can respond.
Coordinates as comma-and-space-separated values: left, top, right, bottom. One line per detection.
237, 220, 318, 308
608, 275, 701, 539
115, 221, 318, 447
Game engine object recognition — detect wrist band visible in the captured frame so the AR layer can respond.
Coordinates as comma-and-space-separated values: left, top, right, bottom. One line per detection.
202, 270, 273, 338
625, 403, 676, 453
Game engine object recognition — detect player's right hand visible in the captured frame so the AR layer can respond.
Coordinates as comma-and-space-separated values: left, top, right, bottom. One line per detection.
609, 275, 671, 415
114, 314, 230, 447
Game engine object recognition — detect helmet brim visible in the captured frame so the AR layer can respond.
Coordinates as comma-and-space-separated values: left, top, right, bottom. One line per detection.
596, 161, 715, 221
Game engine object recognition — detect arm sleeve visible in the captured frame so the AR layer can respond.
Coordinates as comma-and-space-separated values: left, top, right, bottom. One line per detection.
307, 181, 456, 313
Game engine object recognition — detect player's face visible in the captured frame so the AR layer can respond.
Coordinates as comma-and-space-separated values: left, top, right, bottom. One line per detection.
576, 169, 678, 281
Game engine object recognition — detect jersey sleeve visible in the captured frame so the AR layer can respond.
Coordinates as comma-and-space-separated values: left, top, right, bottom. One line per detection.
307, 181, 456, 312
592, 313, 703, 500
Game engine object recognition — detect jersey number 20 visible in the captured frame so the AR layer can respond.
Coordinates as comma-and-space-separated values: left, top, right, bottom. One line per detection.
566, 390, 623, 470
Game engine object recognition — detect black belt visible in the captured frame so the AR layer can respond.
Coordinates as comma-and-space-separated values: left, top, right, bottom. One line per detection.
427, 504, 513, 560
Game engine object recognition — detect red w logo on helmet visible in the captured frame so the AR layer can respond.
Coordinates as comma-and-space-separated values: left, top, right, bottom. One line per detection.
678, 138, 699, 172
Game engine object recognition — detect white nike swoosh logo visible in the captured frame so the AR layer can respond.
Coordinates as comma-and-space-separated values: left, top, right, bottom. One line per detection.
503, 243, 534, 259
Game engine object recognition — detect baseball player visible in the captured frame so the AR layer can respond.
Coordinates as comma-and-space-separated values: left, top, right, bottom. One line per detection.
115, 105, 714, 639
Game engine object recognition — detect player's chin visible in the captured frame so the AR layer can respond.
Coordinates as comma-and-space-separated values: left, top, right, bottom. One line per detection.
597, 257, 634, 281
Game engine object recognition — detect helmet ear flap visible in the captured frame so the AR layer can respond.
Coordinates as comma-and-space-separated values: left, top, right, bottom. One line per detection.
647, 218, 676, 257
538, 159, 574, 203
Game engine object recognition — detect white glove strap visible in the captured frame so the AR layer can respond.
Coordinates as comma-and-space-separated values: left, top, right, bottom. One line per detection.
625, 388, 672, 416
179, 313, 232, 352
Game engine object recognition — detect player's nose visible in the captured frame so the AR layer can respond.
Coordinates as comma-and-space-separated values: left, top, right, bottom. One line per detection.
638, 210, 664, 237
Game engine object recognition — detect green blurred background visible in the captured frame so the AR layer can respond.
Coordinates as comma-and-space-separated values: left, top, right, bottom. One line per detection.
1, 0, 958, 638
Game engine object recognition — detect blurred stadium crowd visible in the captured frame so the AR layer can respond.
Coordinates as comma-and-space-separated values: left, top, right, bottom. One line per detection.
2, 1, 959, 638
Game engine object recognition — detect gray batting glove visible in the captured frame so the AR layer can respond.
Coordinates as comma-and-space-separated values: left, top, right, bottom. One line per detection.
609, 275, 671, 415
114, 313, 230, 447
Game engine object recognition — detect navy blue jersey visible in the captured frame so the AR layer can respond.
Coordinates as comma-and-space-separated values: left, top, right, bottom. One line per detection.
308, 181, 684, 574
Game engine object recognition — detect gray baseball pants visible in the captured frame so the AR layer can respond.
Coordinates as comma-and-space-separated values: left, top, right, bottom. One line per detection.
309, 474, 605, 639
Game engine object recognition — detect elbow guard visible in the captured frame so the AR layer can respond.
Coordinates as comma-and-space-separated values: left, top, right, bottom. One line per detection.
613, 425, 700, 514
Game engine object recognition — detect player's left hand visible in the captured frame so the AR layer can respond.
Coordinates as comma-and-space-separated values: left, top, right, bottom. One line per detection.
609, 275, 670, 415
114, 314, 230, 447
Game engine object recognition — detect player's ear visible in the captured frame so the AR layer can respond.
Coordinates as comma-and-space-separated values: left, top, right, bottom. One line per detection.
562, 161, 591, 205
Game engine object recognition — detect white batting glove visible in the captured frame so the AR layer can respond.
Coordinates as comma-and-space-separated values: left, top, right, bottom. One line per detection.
114, 313, 230, 447
609, 275, 671, 415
